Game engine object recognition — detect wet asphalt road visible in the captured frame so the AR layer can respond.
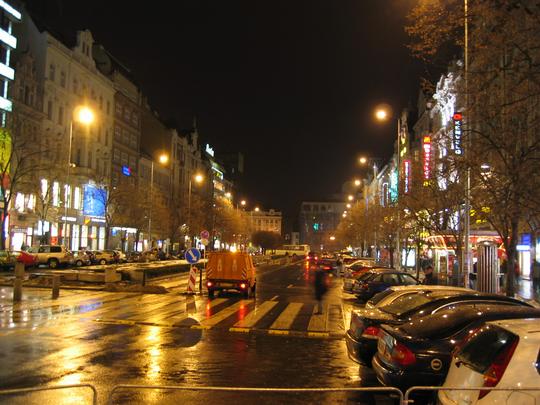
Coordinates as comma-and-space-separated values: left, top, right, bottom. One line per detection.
0, 262, 396, 404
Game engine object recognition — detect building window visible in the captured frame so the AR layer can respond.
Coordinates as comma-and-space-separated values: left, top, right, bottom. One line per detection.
122, 130, 129, 145
114, 126, 121, 141
87, 151, 93, 169
121, 152, 128, 166
99, 95, 103, 110
60, 71, 66, 87
73, 78, 78, 94
113, 148, 120, 163
129, 155, 137, 168
74, 186, 81, 210
130, 133, 137, 148
58, 106, 64, 125
64, 184, 71, 209
49, 64, 55, 81
52, 182, 60, 207
131, 112, 138, 126
105, 129, 109, 146
115, 102, 122, 116
47, 100, 52, 120
123, 106, 130, 121
106, 100, 110, 115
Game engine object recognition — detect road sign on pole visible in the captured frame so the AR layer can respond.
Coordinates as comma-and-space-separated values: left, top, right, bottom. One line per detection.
185, 248, 201, 264
201, 238, 209, 246
200, 230, 210, 240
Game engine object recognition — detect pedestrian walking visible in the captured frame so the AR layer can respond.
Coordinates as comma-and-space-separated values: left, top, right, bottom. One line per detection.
314, 265, 328, 314
423, 265, 437, 285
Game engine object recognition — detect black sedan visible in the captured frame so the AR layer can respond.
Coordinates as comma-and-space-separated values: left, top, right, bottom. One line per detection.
372, 303, 540, 391
353, 270, 419, 301
345, 290, 529, 367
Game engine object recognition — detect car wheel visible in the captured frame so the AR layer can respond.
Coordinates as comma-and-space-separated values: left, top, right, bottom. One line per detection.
208, 289, 215, 298
76, 260, 83, 267
250, 283, 256, 298
48, 258, 59, 269
99, 259, 107, 265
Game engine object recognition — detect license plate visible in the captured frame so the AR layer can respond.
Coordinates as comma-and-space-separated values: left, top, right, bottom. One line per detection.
378, 332, 394, 360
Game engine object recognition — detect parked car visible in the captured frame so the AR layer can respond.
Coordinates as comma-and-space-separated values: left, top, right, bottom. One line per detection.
0, 250, 38, 270
353, 270, 419, 301
90, 250, 118, 265
126, 251, 143, 263
343, 265, 388, 293
440, 318, 540, 404
28, 245, 74, 268
372, 303, 540, 392
73, 251, 92, 266
345, 290, 527, 367
113, 250, 127, 263
343, 260, 377, 278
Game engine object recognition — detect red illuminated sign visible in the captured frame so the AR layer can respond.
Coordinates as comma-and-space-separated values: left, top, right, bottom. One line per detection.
423, 136, 431, 182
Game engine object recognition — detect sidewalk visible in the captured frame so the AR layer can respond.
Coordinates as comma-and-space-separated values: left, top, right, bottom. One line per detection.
517, 278, 540, 306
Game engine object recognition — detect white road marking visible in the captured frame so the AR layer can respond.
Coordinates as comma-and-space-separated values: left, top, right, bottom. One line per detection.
199, 300, 250, 328
234, 300, 278, 328
307, 305, 328, 331
269, 302, 303, 330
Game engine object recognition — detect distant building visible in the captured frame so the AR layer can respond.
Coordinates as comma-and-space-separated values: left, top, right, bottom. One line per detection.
250, 209, 282, 235
299, 201, 345, 251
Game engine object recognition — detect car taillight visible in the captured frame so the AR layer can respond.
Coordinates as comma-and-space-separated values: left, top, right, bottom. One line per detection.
324, 266, 331, 270
240, 283, 247, 289
391, 342, 416, 366
478, 338, 519, 399
206, 281, 213, 288
361, 283, 368, 289
362, 326, 380, 337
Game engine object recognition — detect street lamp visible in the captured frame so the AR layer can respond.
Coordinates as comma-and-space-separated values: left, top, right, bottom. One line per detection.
347, 195, 354, 201
63, 105, 95, 248
354, 179, 361, 186
187, 172, 204, 247
147, 153, 169, 249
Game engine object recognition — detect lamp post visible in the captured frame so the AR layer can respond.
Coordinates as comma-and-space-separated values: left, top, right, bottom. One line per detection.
63, 106, 94, 248
187, 173, 204, 247
147, 153, 168, 250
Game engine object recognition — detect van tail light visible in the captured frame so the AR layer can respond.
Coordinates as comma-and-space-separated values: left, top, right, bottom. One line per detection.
391, 342, 416, 366
362, 326, 380, 337
479, 337, 519, 399
240, 283, 247, 289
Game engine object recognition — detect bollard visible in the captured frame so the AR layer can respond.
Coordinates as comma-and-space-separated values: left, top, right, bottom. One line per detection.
52, 275, 60, 299
142, 269, 146, 287
13, 262, 25, 303
14, 262, 25, 278
105, 268, 116, 284
13, 278, 22, 302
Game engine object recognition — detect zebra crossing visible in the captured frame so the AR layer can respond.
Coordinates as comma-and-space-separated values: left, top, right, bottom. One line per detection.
0, 287, 347, 339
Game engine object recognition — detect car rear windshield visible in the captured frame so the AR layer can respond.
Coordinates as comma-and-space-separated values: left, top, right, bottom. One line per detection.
368, 289, 395, 306
457, 325, 519, 374
380, 291, 458, 316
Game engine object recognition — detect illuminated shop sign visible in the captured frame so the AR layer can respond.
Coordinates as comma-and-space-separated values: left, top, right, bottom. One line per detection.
453, 112, 463, 155
205, 144, 215, 157
389, 168, 398, 203
83, 184, 107, 218
423, 136, 431, 184
403, 160, 411, 194
122, 165, 132, 176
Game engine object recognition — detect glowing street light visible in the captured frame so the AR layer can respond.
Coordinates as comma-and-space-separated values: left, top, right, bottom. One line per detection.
148, 152, 170, 250
241, 200, 246, 207
64, 105, 95, 247
347, 195, 354, 201
354, 179, 361, 186
254, 207, 260, 212
375, 108, 388, 121
346, 203, 351, 209
187, 172, 205, 247
329, 236, 336, 241
359, 156, 367, 165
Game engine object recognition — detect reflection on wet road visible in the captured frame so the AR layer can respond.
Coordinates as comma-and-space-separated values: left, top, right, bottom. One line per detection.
0, 262, 391, 404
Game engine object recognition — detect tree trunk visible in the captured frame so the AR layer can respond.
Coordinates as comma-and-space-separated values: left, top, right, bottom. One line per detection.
453, 245, 462, 287
505, 220, 519, 297
0, 213, 6, 250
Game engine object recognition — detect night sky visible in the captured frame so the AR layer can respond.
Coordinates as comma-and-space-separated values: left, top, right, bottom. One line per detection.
27, 0, 423, 225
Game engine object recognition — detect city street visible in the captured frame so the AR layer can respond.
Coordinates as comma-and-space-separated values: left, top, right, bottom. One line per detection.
0, 262, 393, 404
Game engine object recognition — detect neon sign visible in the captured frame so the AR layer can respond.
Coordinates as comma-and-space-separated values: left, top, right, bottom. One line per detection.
403, 159, 411, 194
122, 165, 132, 176
453, 112, 463, 155
423, 136, 431, 183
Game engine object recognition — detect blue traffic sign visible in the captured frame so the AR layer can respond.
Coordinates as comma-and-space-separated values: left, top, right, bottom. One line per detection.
185, 248, 201, 264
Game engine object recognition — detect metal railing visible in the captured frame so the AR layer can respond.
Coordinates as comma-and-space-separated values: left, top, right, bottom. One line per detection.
404, 385, 540, 404
0, 383, 97, 405
107, 384, 403, 404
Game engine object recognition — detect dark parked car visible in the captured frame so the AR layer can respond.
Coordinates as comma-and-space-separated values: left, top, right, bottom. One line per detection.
343, 267, 392, 293
354, 270, 419, 301
345, 290, 530, 366
372, 303, 540, 391
317, 257, 338, 273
